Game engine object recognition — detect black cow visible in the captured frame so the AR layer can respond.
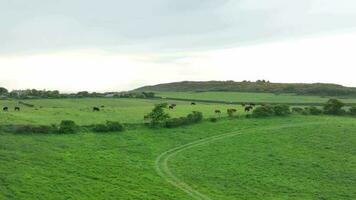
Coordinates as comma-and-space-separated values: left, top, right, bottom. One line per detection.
3, 107, 8, 111
215, 109, 221, 114
93, 107, 100, 112
244, 105, 253, 112
191, 102, 196, 105
169, 105, 175, 109
14, 107, 20, 111
228, 108, 237, 112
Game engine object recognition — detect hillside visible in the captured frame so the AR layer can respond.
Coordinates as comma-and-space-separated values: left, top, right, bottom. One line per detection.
135, 81, 356, 97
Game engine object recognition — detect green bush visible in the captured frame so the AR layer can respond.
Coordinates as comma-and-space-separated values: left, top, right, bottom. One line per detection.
209, 117, 218, 122
14, 125, 55, 134
323, 99, 345, 115
106, 121, 124, 132
292, 107, 304, 113
349, 106, 356, 116
273, 105, 291, 116
59, 120, 77, 134
164, 111, 203, 128
92, 121, 124, 132
306, 106, 323, 115
252, 105, 274, 118
187, 111, 203, 123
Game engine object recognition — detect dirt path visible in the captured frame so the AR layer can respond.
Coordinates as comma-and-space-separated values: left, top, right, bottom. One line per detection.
155, 131, 242, 200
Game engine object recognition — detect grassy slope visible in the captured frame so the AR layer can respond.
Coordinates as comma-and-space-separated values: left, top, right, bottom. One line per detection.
0, 98, 242, 125
171, 118, 356, 200
1, 116, 355, 199
156, 91, 356, 104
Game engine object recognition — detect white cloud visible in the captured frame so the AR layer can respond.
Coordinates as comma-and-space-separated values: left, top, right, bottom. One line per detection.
1, 31, 356, 91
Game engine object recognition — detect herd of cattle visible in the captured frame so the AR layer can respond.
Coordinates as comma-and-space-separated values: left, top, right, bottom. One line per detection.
167, 102, 256, 114
2, 102, 256, 114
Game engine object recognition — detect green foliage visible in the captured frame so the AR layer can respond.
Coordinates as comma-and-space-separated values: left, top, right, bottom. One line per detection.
165, 111, 203, 128
252, 105, 275, 118
58, 120, 78, 134
349, 106, 356, 116
13, 125, 56, 134
145, 103, 170, 126
291, 107, 304, 113
0, 87, 8, 95
273, 104, 290, 116
306, 106, 323, 115
92, 121, 124, 132
209, 117, 218, 122
186, 111, 203, 123
323, 99, 345, 115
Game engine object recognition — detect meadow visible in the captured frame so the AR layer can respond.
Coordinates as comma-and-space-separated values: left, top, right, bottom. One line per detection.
0, 98, 243, 125
156, 91, 356, 104
0, 96, 356, 199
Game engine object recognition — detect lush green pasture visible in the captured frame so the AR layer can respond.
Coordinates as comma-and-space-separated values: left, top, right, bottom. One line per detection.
170, 118, 356, 200
1, 115, 356, 199
156, 91, 356, 104
0, 98, 242, 125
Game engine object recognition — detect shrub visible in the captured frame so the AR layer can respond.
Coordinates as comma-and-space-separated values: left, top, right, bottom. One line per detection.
164, 111, 203, 128
306, 106, 323, 115
209, 117, 218, 122
292, 107, 304, 113
58, 120, 77, 134
92, 124, 109, 132
273, 105, 291, 116
323, 99, 345, 115
144, 103, 170, 126
92, 121, 124, 132
106, 121, 124, 132
252, 105, 274, 118
186, 111, 203, 123
14, 125, 55, 134
349, 106, 356, 116
165, 117, 187, 128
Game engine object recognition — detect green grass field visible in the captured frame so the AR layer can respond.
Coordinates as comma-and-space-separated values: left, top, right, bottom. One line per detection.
1, 97, 356, 199
156, 91, 356, 104
0, 98, 243, 125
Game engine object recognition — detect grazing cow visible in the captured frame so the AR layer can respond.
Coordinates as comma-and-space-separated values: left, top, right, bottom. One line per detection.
93, 107, 100, 112
228, 108, 237, 112
241, 103, 246, 107
191, 102, 196, 105
14, 107, 20, 111
101, 105, 105, 108
3, 107, 8, 111
215, 109, 221, 114
169, 105, 175, 109
245, 105, 253, 112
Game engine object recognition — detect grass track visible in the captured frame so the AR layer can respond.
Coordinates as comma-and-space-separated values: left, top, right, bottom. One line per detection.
155, 122, 326, 200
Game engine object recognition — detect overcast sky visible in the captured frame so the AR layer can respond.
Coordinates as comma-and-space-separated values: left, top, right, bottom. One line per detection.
1, 0, 356, 92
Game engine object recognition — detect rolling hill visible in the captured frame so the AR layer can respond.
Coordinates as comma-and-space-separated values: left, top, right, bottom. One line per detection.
135, 81, 356, 97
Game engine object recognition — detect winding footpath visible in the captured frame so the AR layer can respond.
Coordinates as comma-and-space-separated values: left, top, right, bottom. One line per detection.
155, 131, 242, 200
154, 122, 327, 200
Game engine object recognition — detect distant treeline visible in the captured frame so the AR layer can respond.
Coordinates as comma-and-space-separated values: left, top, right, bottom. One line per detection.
134, 80, 356, 97
0, 87, 155, 99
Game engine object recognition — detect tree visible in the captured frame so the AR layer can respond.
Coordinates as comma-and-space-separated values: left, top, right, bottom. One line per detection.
323, 99, 345, 115
144, 103, 170, 126
0, 87, 8, 96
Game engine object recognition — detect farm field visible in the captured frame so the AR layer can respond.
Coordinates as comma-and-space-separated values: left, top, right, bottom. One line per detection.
0, 98, 243, 125
1, 114, 356, 199
155, 91, 356, 104
0, 96, 356, 200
